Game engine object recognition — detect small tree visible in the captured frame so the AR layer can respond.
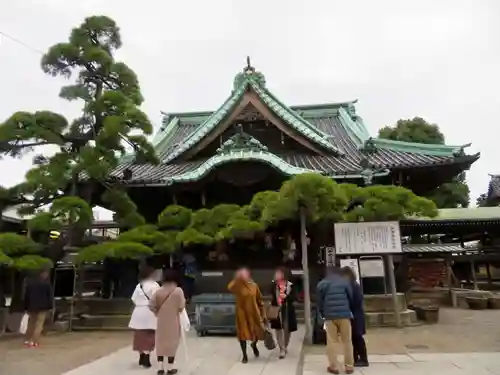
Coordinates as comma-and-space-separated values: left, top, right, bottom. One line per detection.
262, 173, 348, 344
341, 184, 438, 222
0, 15, 158, 245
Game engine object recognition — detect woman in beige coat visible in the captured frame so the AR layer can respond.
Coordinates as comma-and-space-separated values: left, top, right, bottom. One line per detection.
149, 270, 186, 375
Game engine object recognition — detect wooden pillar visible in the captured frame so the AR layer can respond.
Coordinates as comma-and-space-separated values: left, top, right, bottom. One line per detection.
386, 254, 402, 327
470, 259, 478, 290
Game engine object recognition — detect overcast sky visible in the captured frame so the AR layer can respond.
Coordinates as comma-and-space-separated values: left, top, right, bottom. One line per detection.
1, 0, 499, 217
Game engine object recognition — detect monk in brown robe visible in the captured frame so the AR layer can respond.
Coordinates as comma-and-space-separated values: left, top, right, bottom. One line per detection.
228, 267, 265, 363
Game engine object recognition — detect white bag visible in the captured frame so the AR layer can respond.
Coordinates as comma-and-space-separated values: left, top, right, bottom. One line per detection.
19, 313, 29, 334
180, 308, 190, 332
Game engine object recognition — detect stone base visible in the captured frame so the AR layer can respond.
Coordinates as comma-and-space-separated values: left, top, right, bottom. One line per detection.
365, 309, 418, 327
364, 293, 407, 313
451, 290, 494, 308
408, 287, 452, 306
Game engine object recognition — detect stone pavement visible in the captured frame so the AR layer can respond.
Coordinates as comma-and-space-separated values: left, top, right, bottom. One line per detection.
63, 327, 304, 375
304, 352, 500, 375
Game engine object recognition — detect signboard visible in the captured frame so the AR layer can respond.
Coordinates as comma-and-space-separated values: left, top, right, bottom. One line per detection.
339, 258, 360, 283
324, 246, 335, 266
359, 258, 385, 278
334, 222, 402, 255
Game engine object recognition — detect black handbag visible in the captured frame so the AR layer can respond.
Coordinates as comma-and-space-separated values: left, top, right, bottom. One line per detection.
263, 328, 276, 350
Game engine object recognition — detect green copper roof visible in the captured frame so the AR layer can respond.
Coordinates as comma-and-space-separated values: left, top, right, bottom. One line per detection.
162, 64, 342, 162
160, 150, 318, 185
372, 138, 471, 157
414, 207, 500, 221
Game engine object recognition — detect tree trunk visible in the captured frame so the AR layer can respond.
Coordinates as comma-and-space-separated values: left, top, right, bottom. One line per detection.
300, 206, 312, 344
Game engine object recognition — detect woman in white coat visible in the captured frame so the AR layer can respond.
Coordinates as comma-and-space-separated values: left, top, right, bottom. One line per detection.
129, 265, 160, 368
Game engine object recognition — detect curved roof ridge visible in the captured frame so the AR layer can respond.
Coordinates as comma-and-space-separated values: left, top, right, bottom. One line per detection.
160, 150, 319, 185
373, 138, 472, 156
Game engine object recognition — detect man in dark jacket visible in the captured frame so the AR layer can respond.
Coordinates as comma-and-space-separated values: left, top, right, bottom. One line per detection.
24, 270, 53, 347
316, 267, 354, 374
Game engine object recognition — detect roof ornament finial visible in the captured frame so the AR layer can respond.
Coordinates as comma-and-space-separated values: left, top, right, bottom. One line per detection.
244, 56, 255, 74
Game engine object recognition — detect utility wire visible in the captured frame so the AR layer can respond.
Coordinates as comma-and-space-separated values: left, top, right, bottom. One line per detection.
0, 30, 44, 55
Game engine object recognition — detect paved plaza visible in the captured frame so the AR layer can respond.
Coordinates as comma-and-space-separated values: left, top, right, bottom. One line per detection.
304, 352, 500, 375
62, 328, 304, 375
2, 309, 500, 375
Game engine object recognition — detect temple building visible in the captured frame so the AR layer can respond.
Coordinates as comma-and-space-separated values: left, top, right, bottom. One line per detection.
104, 59, 479, 222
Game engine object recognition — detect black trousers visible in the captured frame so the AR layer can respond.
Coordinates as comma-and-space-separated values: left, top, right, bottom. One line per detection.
352, 333, 368, 362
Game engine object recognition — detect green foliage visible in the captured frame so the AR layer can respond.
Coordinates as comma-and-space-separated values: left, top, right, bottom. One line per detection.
102, 189, 145, 228
217, 217, 264, 240
263, 173, 348, 224
0, 15, 158, 226
378, 117, 469, 208
77, 241, 153, 263
342, 185, 438, 222
378, 117, 445, 144
117, 225, 177, 254
0, 233, 51, 270
28, 212, 60, 232
157, 205, 192, 230
77, 242, 114, 263
11, 255, 53, 271
248, 191, 280, 221
0, 233, 41, 256
0, 251, 12, 266
51, 196, 93, 228
176, 228, 214, 247
427, 174, 470, 208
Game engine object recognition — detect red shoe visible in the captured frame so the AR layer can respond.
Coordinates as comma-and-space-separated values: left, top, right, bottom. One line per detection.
29, 342, 39, 348
327, 367, 339, 374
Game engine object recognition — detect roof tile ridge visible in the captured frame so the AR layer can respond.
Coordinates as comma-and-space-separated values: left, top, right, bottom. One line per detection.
159, 149, 319, 184
337, 107, 369, 146
163, 82, 249, 163
249, 82, 343, 155
373, 138, 472, 156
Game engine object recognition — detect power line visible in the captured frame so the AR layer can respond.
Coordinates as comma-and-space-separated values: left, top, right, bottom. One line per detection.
0, 30, 44, 55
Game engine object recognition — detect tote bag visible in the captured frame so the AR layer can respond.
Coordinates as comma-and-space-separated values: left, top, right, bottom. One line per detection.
19, 314, 29, 334
180, 308, 191, 332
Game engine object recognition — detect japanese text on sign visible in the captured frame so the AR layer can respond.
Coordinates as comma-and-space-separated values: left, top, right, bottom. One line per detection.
334, 222, 402, 255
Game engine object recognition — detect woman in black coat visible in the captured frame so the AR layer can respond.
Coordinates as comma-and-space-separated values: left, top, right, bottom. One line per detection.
341, 266, 369, 367
268, 266, 297, 359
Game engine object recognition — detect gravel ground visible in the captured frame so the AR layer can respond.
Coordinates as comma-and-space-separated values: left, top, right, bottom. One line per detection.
0, 331, 130, 375
307, 307, 500, 355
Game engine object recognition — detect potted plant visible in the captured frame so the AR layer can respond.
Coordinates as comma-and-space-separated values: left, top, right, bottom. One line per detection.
466, 296, 488, 310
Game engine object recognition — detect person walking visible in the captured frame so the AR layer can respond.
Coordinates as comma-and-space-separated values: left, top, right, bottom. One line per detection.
228, 267, 265, 363
149, 269, 186, 375
341, 266, 369, 367
316, 266, 354, 374
23, 270, 53, 347
268, 266, 297, 359
129, 265, 161, 368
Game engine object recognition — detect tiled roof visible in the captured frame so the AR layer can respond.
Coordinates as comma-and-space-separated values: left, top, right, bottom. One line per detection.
402, 243, 466, 253
111, 64, 479, 185
407, 207, 500, 222
111, 113, 477, 184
